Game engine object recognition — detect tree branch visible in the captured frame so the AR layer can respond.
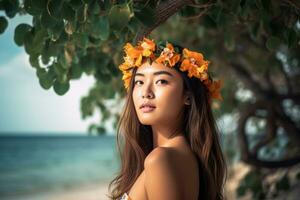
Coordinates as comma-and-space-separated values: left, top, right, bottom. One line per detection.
245, 154, 300, 168
238, 100, 300, 168
229, 61, 267, 99
133, 0, 195, 44
251, 108, 277, 155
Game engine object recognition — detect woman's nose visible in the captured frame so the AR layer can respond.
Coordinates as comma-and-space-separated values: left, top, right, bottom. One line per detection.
142, 83, 154, 99
142, 92, 154, 99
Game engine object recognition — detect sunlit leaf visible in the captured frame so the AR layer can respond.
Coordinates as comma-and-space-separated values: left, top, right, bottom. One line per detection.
108, 3, 131, 31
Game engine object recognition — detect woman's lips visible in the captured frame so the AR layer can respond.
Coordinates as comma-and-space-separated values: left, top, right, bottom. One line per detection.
141, 106, 156, 113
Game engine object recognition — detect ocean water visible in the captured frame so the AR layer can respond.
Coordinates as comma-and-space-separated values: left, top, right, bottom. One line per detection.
0, 134, 120, 199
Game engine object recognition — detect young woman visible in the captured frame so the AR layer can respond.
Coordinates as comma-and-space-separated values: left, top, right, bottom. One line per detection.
107, 37, 227, 200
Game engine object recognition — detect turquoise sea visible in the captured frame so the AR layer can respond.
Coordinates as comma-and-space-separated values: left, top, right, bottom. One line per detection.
0, 134, 120, 200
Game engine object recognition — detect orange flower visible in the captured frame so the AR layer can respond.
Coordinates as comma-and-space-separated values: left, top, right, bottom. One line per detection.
119, 56, 134, 72
122, 37, 156, 68
197, 61, 209, 73
182, 48, 205, 66
124, 43, 141, 59
155, 43, 180, 67
207, 79, 223, 101
180, 48, 210, 80
119, 38, 223, 103
139, 37, 156, 53
138, 37, 156, 62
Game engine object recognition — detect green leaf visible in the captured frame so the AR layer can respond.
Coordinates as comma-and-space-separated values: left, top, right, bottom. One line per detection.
62, 2, 76, 21
127, 17, 140, 34
57, 73, 68, 83
53, 62, 67, 75
33, 28, 48, 47
56, 31, 68, 44
70, 0, 84, 10
24, 28, 48, 55
53, 80, 70, 95
89, 0, 100, 15
3, 0, 19, 18
108, 3, 131, 31
107, 61, 119, 77
24, 0, 43, 15
73, 32, 89, 48
266, 36, 281, 51
91, 16, 110, 40
14, 23, 32, 46
83, 0, 93, 4
24, 31, 34, 54
77, 4, 87, 22
36, 68, 47, 78
58, 54, 70, 69
29, 54, 40, 68
37, 68, 55, 90
41, 53, 50, 65
0, 16, 8, 34
31, 0, 47, 10
134, 6, 155, 27
47, 21, 64, 41
41, 11, 59, 29
99, 16, 110, 40
70, 63, 83, 79
47, 0, 63, 19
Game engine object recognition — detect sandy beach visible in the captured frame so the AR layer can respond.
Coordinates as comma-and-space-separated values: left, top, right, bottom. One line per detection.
48, 182, 110, 200
16, 182, 111, 200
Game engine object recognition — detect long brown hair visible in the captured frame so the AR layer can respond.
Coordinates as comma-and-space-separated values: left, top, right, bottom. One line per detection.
107, 45, 227, 200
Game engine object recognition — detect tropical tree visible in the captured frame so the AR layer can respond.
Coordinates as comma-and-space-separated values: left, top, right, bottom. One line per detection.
1, 0, 300, 198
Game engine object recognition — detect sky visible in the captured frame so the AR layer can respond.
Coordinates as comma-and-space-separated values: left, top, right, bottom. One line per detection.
0, 13, 112, 135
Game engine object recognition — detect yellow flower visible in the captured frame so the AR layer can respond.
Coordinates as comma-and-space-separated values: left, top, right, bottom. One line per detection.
122, 70, 132, 89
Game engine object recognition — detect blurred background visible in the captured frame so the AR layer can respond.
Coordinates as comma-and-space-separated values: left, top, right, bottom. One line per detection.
0, 0, 299, 200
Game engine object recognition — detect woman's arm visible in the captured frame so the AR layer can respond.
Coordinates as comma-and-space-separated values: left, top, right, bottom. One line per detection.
144, 147, 184, 200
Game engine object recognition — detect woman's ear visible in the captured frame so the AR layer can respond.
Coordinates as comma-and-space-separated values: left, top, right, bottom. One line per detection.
184, 92, 191, 105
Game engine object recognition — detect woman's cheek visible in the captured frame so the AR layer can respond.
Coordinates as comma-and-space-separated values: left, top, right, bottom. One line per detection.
156, 89, 176, 111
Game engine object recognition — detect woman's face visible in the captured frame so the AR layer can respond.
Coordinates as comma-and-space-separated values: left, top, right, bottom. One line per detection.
132, 61, 188, 127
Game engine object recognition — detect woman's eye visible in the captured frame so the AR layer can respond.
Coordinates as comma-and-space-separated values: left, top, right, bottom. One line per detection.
156, 79, 168, 85
134, 79, 168, 85
134, 81, 142, 85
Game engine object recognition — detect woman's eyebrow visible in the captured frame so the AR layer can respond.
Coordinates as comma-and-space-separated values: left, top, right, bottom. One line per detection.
135, 71, 174, 77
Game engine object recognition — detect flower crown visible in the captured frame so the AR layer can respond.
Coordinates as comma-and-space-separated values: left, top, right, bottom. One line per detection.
118, 37, 223, 102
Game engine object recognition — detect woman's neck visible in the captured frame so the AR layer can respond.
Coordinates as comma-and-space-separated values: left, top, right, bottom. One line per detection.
151, 127, 186, 148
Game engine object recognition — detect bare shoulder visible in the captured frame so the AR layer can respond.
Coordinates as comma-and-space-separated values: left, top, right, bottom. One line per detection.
143, 147, 184, 200
144, 147, 172, 167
